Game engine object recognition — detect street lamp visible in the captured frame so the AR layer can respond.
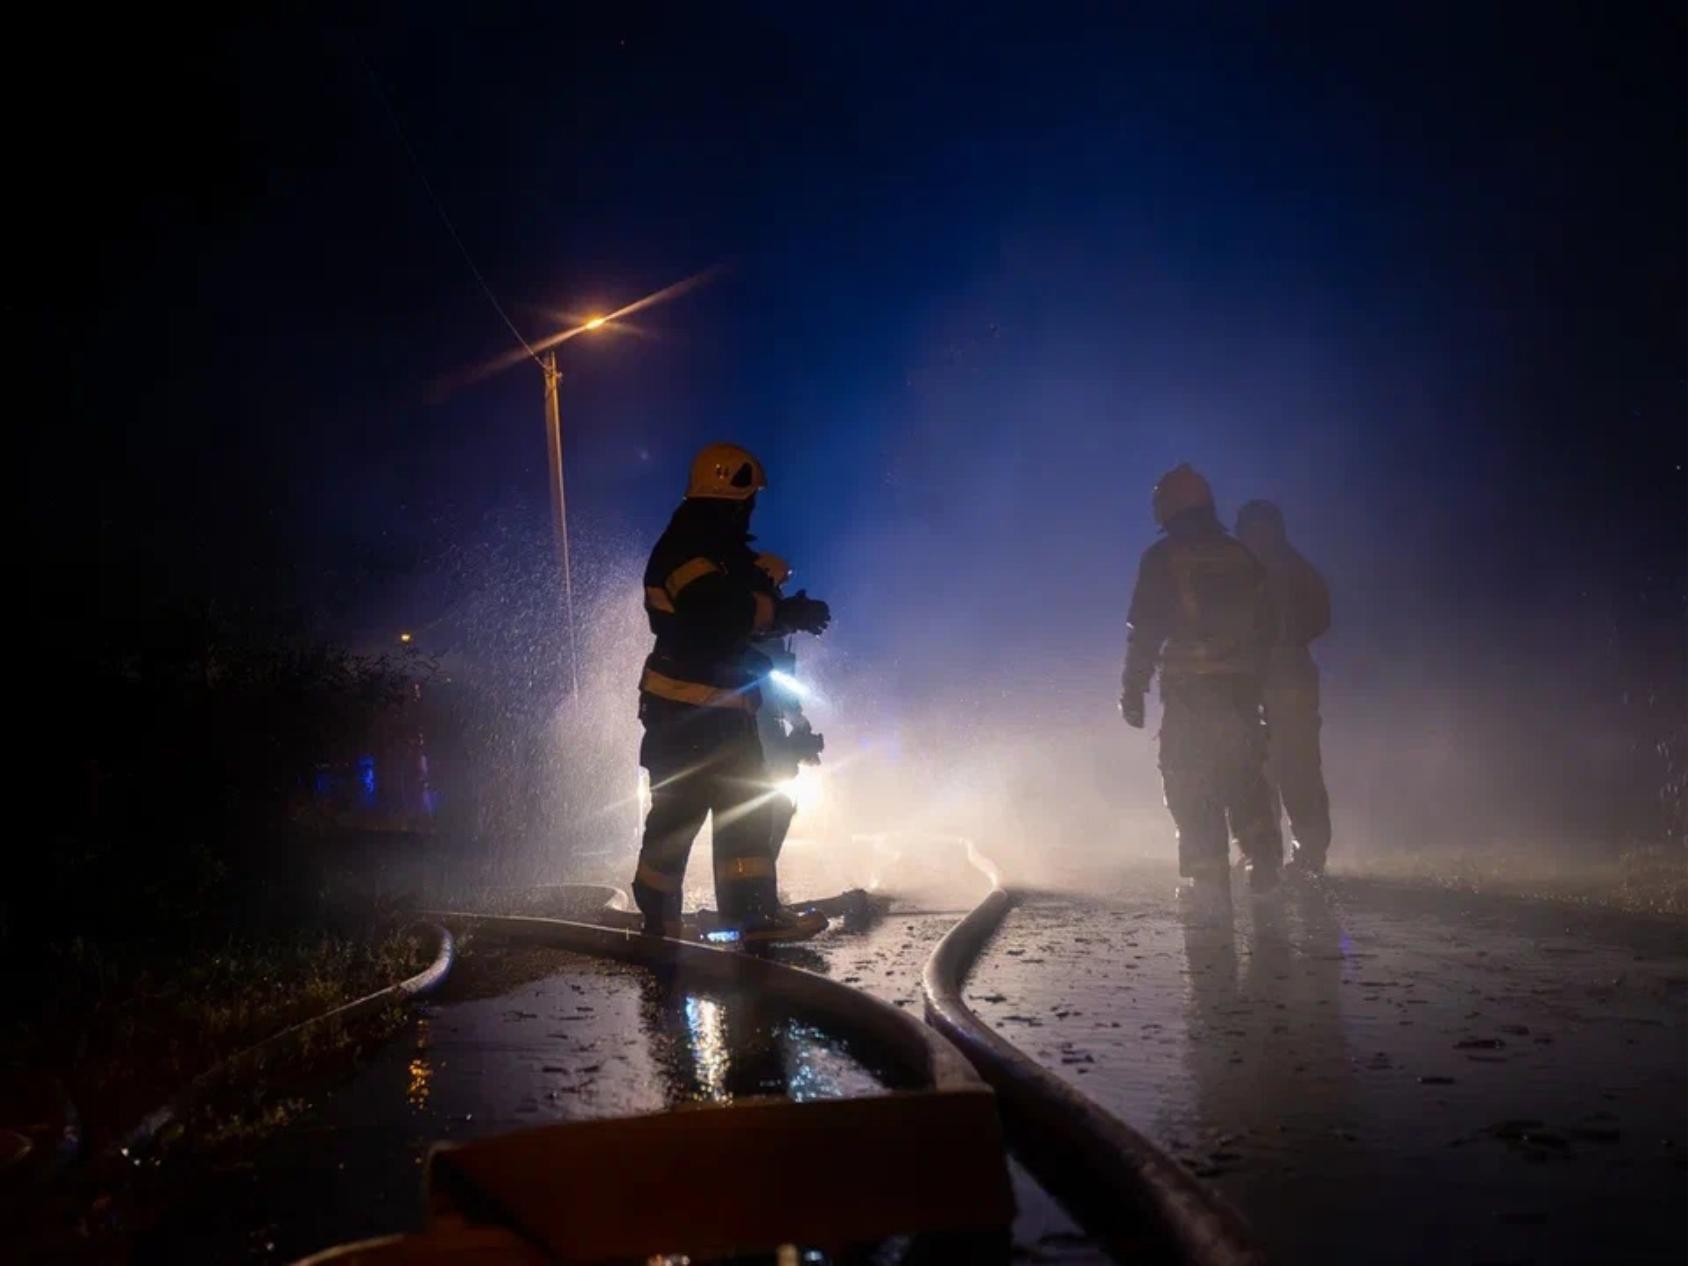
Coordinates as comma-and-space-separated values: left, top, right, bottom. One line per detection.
541, 315, 610, 702
451, 268, 723, 702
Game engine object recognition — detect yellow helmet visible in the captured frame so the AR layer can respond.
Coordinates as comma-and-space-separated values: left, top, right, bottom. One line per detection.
687, 443, 767, 501
754, 552, 792, 587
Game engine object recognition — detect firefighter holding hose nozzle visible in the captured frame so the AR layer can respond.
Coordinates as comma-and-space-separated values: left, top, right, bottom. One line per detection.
1121, 464, 1283, 909
752, 552, 825, 861
630, 444, 832, 943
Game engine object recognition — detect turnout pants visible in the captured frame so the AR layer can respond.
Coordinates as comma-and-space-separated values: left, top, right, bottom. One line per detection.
1263, 676, 1332, 866
1159, 677, 1282, 879
631, 699, 779, 929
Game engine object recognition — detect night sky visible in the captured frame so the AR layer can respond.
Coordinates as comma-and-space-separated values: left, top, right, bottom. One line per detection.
17, 4, 1685, 840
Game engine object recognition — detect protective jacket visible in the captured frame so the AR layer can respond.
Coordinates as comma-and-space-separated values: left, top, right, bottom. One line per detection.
1263, 549, 1329, 648
640, 500, 780, 711
1244, 515, 1330, 684
1122, 507, 1276, 699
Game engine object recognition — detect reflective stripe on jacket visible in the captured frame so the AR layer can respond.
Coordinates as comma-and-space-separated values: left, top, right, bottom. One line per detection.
640, 500, 779, 707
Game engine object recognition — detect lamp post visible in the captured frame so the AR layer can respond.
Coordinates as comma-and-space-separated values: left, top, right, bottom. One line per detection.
542, 349, 580, 700
541, 317, 609, 702
453, 279, 715, 703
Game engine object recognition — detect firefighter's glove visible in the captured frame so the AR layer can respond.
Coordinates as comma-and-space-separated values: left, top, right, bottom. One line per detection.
1120, 692, 1146, 729
788, 726, 825, 764
778, 590, 831, 635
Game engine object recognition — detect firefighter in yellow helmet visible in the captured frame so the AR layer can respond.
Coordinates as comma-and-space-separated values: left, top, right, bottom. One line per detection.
1121, 464, 1284, 904
630, 444, 832, 942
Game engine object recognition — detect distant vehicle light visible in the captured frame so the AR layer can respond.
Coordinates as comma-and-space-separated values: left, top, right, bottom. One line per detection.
399, 631, 413, 644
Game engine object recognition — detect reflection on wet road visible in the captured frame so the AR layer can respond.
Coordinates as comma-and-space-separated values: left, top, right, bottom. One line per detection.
970, 867, 1688, 1265
138, 949, 903, 1263
147, 834, 1684, 1266
140, 832, 1100, 1264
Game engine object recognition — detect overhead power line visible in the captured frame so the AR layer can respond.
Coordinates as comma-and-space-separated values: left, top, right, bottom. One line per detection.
358, 52, 540, 368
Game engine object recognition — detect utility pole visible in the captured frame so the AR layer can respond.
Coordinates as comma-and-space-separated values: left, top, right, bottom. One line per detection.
542, 351, 581, 701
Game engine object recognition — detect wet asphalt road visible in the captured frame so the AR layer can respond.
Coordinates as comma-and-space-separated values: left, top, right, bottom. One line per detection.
139, 945, 922, 1262
969, 866, 1688, 1266
135, 838, 1682, 1266
136, 835, 1092, 1264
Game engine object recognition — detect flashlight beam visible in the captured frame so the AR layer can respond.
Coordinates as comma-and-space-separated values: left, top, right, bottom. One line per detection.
769, 669, 810, 699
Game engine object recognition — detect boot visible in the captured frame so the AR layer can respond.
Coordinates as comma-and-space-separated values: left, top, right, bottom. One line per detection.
728, 906, 829, 944
1285, 848, 1327, 881
633, 876, 683, 937
1177, 865, 1233, 921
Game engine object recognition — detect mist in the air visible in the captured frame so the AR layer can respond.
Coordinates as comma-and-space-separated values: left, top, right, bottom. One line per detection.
408, 368, 1682, 916
386, 192, 1683, 915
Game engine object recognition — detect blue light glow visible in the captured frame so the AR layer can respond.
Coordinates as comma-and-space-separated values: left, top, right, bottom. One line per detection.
768, 669, 809, 699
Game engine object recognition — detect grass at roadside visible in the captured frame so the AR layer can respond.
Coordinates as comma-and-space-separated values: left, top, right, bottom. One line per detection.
2, 921, 434, 1160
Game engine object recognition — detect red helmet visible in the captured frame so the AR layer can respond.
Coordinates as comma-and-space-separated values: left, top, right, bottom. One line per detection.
1151, 463, 1215, 526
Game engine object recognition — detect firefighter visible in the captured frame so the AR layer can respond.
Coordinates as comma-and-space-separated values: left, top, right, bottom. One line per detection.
1121, 464, 1283, 901
630, 444, 833, 942
1235, 500, 1333, 878
751, 553, 824, 861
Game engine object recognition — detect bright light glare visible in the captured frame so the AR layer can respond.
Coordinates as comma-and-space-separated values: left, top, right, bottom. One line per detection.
769, 669, 809, 699
446, 265, 726, 392
776, 763, 823, 813
399, 631, 413, 644
684, 997, 731, 1095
